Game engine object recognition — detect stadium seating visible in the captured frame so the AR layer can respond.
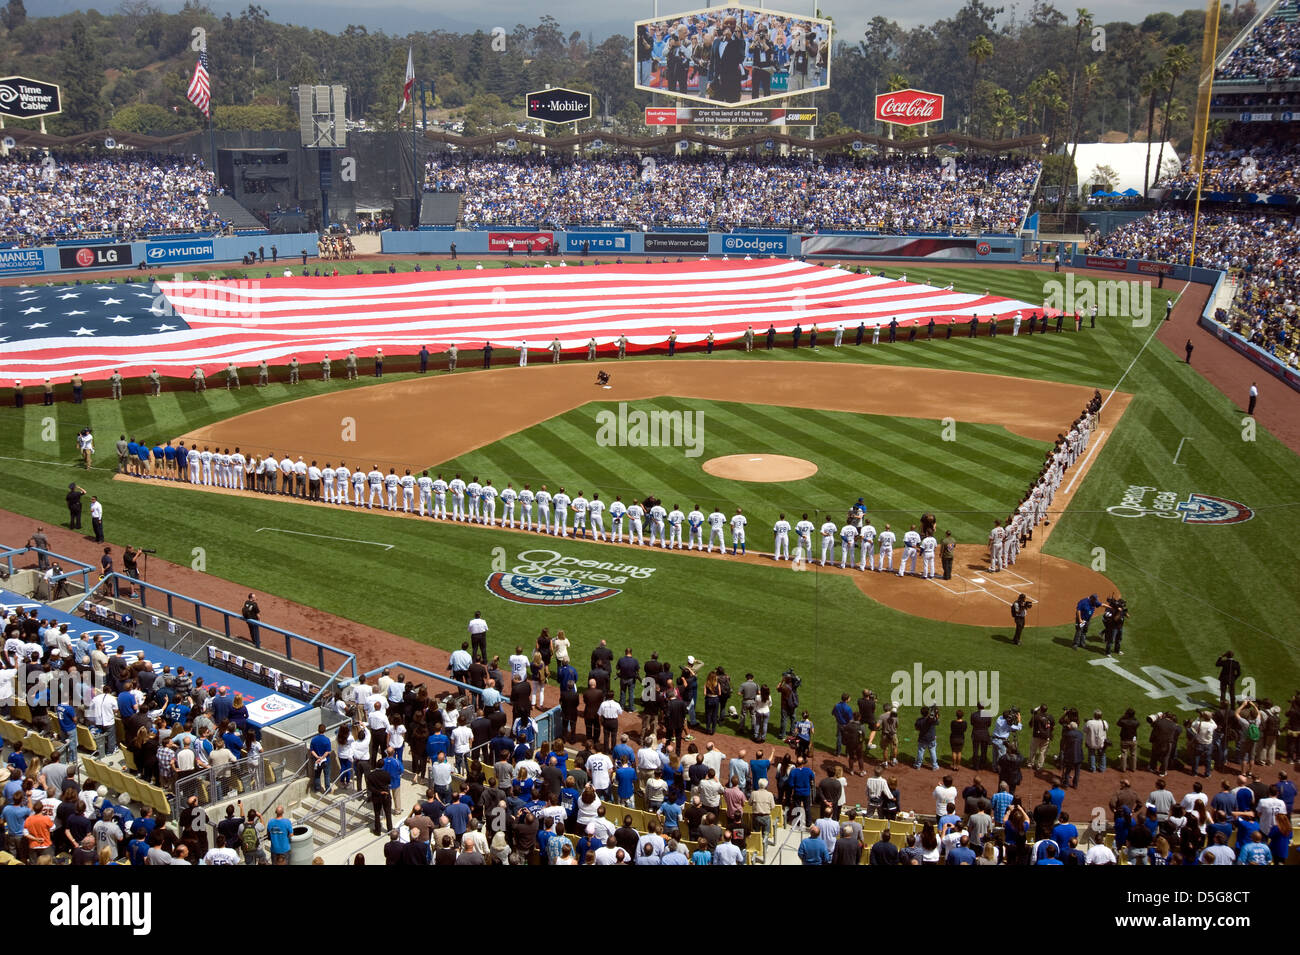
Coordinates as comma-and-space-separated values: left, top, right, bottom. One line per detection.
424, 153, 1040, 234
0, 151, 224, 247
1216, 0, 1300, 80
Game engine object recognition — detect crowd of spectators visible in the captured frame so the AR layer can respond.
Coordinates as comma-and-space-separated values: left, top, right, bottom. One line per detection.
1085, 208, 1299, 367
2, 598, 1298, 865
0, 151, 222, 247
1216, 0, 1300, 80
1161, 125, 1300, 195
425, 152, 1039, 234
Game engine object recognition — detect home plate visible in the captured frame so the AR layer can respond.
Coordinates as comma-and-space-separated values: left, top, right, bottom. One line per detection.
970, 577, 987, 583
749, 457, 763, 461
602, 385, 612, 389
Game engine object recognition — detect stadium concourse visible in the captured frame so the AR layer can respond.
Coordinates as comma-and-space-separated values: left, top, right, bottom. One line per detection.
3, 514, 1296, 866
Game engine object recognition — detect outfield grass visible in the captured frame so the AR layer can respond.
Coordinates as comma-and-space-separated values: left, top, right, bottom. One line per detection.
2, 264, 1297, 752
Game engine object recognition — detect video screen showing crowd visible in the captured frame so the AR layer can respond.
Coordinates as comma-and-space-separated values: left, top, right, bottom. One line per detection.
635, 5, 831, 103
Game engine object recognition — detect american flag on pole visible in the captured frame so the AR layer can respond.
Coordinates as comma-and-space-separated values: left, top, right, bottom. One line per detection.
0, 261, 1051, 382
187, 50, 211, 118
398, 46, 414, 114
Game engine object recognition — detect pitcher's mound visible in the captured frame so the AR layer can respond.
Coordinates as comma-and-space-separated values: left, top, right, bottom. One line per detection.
702, 454, 818, 482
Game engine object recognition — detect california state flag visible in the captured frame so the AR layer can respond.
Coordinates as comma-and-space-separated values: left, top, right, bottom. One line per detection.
398, 46, 414, 114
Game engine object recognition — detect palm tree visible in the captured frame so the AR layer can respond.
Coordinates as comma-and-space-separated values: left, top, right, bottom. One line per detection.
1057, 8, 1095, 212
1063, 62, 1101, 211
968, 35, 994, 135
1154, 45, 1194, 190
1140, 66, 1166, 198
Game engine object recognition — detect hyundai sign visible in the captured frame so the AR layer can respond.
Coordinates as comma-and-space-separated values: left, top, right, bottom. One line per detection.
527, 88, 593, 124
145, 239, 215, 265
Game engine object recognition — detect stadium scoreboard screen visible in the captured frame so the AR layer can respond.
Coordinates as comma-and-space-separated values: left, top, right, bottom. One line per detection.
634, 4, 832, 107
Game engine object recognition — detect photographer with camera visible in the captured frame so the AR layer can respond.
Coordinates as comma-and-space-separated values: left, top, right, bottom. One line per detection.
993, 706, 1022, 764
1010, 594, 1032, 646
1028, 704, 1055, 770
1102, 596, 1130, 656
750, 26, 776, 99
914, 705, 940, 770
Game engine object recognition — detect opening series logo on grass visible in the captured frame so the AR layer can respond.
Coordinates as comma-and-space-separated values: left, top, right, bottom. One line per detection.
486, 549, 658, 606
1108, 486, 1254, 524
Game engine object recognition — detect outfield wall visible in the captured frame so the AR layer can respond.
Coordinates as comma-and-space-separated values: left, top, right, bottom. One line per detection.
381, 229, 1025, 262
0, 233, 322, 278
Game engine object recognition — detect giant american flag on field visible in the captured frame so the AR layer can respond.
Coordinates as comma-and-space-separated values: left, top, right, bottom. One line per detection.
0, 260, 1052, 382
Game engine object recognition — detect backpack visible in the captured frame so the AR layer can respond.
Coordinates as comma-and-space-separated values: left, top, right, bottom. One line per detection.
1246, 721, 1261, 742
717, 673, 731, 697
241, 823, 259, 852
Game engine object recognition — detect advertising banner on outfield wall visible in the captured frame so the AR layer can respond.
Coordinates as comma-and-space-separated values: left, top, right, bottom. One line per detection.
1199, 316, 1300, 393
58, 243, 133, 270
0, 247, 45, 275
1083, 255, 1128, 271
718, 233, 794, 256
145, 239, 215, 265
564, 231, 634, 254
487, 231, 554, 253
800, 235, 1006, 259
645, 233, 710, 254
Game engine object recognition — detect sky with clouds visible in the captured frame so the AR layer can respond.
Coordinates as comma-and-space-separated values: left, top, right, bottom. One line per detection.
41, 0, 1206, 45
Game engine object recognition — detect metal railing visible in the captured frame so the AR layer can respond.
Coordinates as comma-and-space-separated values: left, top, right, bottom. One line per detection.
171, 743, 308, 807
90, 572, 355, 678
298, 788, 375, 846
0, 545, 95, 596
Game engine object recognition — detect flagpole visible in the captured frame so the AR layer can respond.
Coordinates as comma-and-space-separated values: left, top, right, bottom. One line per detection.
412, 82, 419, 229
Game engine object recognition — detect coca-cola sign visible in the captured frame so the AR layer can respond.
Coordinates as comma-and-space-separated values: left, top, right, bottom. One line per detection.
875, 89, 945, 127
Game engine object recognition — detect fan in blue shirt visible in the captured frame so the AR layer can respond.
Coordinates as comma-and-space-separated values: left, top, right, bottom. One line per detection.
797, 834, 830, 865
383, 754, 403, 792
660, 800, 683, 831
788, 765, 814, 796
1051, 819, 1079, 854
946, 844, 978, 864
427, 732, 450, 760
615, 764, 637, 801
444, 800, 471, 836
749, 757, 771, 788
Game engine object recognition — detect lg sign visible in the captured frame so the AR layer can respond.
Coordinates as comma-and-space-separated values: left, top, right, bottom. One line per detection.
875, 89, 944, 127
59, 243, 133, 270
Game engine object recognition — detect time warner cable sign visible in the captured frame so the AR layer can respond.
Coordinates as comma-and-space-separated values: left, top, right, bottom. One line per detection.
0, 76, 62, 120
527, 88, 593, 124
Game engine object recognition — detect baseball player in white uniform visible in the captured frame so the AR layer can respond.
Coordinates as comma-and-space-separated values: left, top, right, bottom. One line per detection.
687, 506, 705, 550
400, 469, 416, 512
384, 469, 401, 510
1012, 310, 1022, 335
988, 520, 1005, 572
418, 471, 434, 516
588, 493, 606, 540
626, 501, 645, 545
571, 492, 589, 538
322, 463, 335, 502
819, 518, 838, 565
648, 503, 667, 547
706, 507, 727, 553
467, 478, 482, 523
730, 508, 747, 555
535, 486, 552, 533
519, 485, 535, 531
449, 474, 467, 521
481, 480, 498, 525
1005, 513, 1020, 565
336, 462, 351, 505
553, 488, 571, 537
773, 513, 791, 560
189, 446, 203, 483
898, 526, 921, 577
500, 482, 517, 527
667, 505, 685, 549
839, 521, 858, 568
794, 514, 814, 562
367, 465, 384, 509
350, 466, 365, 505
232, 449, 246, 489
858, 520, 877, 571
920, 532, 938, 578
877, 524, 896, 571
609, 496, 626, 542
200, 447, 214, 485
432, 473, 448, 519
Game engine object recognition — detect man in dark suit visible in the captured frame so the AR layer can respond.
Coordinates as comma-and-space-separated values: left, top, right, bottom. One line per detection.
970, 705, 993, 771
709, 17, 747, 102
1059, 721, 1084, 788
663, 688, 688, 755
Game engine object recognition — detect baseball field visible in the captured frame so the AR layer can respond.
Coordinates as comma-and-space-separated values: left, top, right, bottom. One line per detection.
3, 260, 1298, 752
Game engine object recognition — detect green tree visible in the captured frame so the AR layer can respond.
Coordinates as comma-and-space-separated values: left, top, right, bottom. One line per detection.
111, 102, 199, 134
58, 20, 105, 131
2, 0, 27, 31
212, 104, 296, 130
1153, 44, 1192, 190
967, 35, 994, 134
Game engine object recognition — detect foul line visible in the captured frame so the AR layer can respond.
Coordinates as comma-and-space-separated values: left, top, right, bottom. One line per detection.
1173, 436, 1190, 465
1101, 279, 1192, 416
254, 527, 394, 550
